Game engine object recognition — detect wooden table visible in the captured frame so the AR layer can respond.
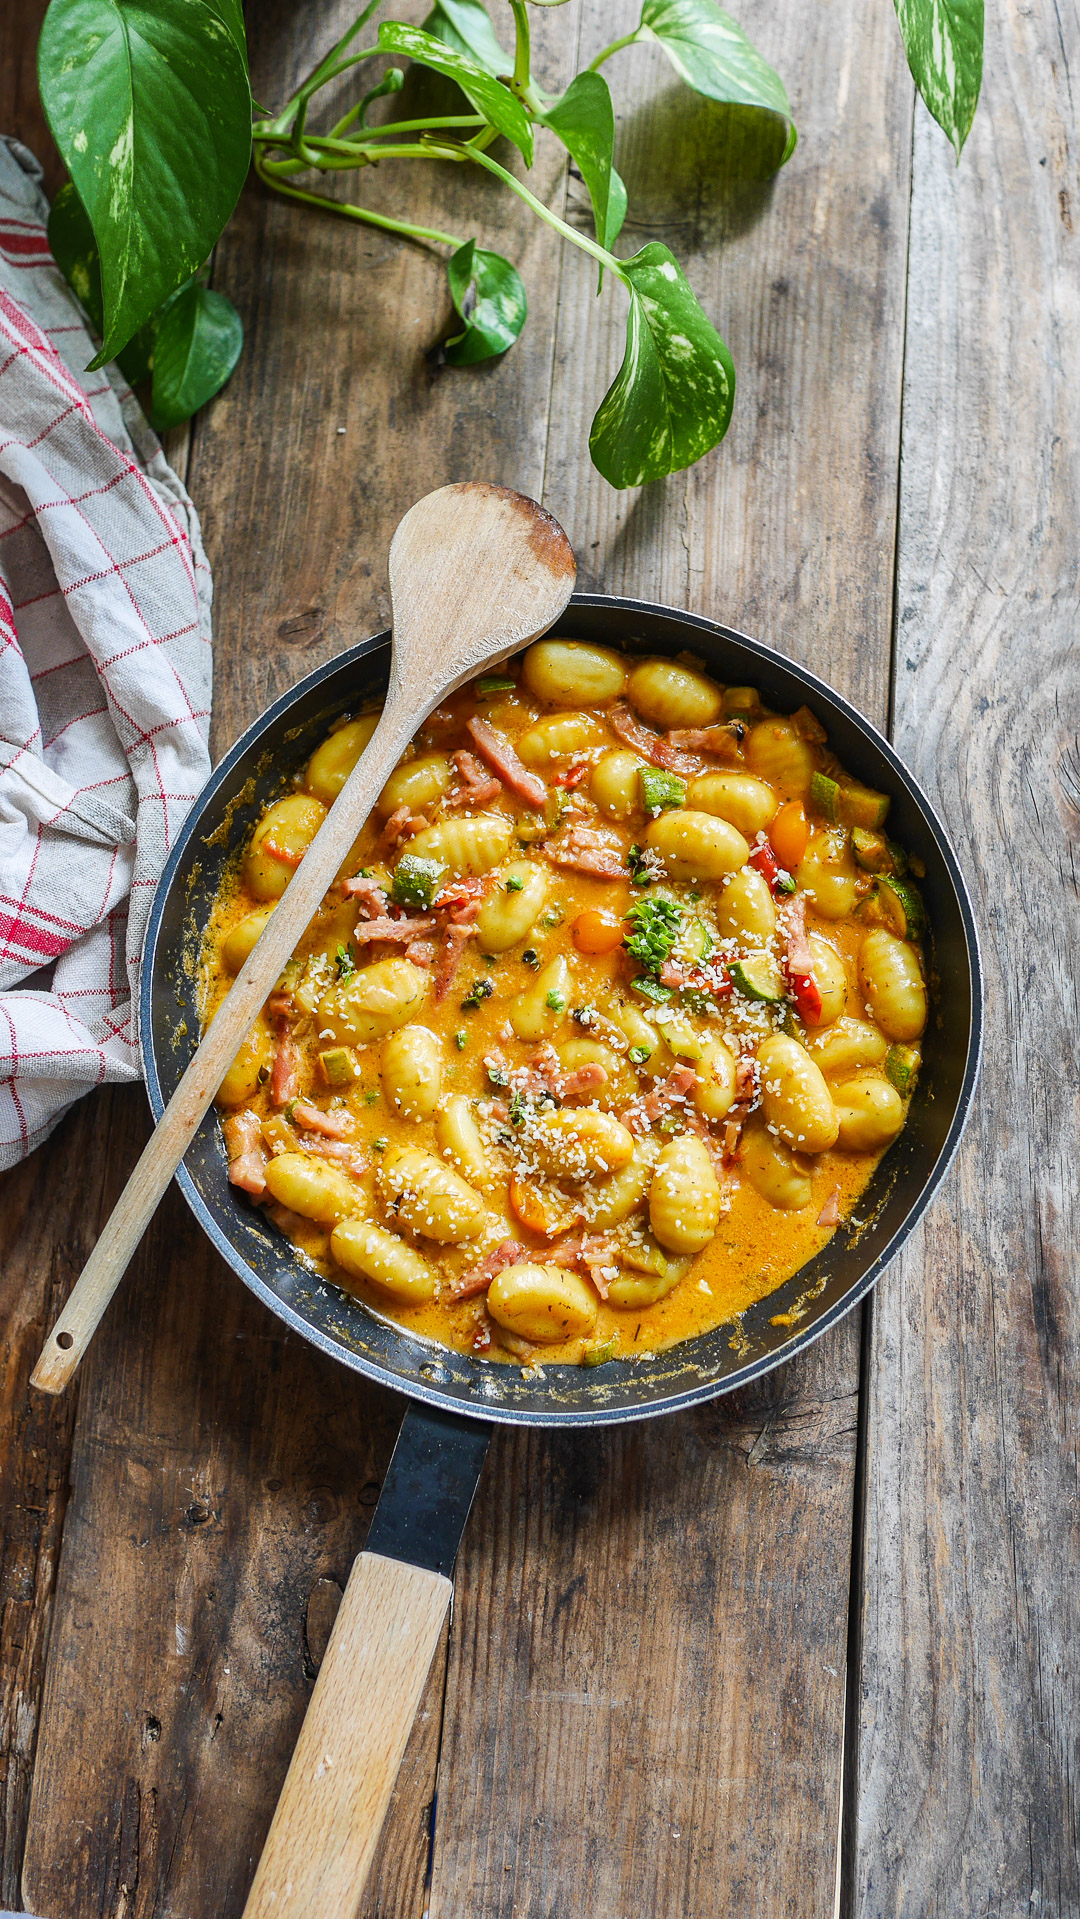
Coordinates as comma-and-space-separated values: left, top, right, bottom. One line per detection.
2, 2, 1077, 1913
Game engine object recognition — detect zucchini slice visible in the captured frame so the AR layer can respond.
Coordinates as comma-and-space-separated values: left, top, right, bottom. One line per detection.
729, 954, 786, 1003
886, 1043, 921, 1097
838, 780, 890, 830
876, 876, 926, 939
318, 1046, 361, 1088
812, 772, 891, 832
852, 827, 892, 872
809, 771, 841, 822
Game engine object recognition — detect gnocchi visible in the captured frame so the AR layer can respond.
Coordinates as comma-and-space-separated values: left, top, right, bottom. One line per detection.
474, 860, 547, 953
245, 794, 326, 900
649, 1136, 722, 1255
644, 809, 750, 882
207, 637, 928, 1367
305, 713, 380, 805
378, 752, 453, 817
377, 1145, 486, 1243
382, 1025, 442, 1120
330, 1217, 435, 1303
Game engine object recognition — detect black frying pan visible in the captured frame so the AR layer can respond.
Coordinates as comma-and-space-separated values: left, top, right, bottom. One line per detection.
141, 597, 982, 1913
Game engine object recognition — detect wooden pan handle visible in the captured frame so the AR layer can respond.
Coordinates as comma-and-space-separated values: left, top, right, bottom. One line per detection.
242, 1551, 451, 1919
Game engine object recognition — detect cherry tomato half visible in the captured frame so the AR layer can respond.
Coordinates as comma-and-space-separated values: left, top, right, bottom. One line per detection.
770, 800, 809, 871
571, 909, 625, 957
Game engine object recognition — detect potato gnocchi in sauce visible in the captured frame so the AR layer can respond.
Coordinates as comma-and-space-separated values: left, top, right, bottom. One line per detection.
205, 640, 928, 1366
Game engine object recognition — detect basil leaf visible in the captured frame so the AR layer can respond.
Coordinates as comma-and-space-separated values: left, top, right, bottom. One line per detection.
150, 281, 243, 431
893, 0, 983, 158
636, 0, 795, 164
378, 22, 533, 163
542, 71, 626, 260
38, 0, 252, 365
424, 0, 509, 76
444, 240, 527, 364
589, 243, 735, 488
48, 178, 155, 385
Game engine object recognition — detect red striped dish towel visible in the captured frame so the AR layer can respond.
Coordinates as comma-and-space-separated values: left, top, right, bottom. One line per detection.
0, 140, 212, 1168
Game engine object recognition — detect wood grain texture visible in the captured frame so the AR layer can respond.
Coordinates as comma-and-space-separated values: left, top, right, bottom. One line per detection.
20, 1088, 421, 1918
851, 4, 1080, 1913
195, 0, 579, 756
0, 1099, 110, 1905
31, 484, 574, 1397
429, 6, 914, 1915
243, 1553, 451, 1919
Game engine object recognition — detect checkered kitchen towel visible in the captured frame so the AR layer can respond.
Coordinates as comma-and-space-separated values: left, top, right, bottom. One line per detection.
0, 140, 213, 1169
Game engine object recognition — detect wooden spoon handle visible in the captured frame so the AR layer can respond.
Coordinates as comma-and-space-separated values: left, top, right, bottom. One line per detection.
30, 697, 416, 1395
242, 1551, 451, 1919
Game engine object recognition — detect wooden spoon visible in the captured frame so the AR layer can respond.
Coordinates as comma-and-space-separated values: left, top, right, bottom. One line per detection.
32, 482, 576, 1394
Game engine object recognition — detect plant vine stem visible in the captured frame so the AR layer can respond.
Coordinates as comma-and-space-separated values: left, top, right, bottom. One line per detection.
588, 30, 641, 70
259, 142, 463, 177
254, 155, 463, 249
435, 143, 625, 281
252, 118, 485, 168
510, 0, 531, 92
330, 111, 484, 142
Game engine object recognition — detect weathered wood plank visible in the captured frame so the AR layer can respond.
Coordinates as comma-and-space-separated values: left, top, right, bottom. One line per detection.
0, 0, 59, 197
20, 1088, 417, 1918
194, 0, 579, 752
16, 0, 573, 1912
0, 1098, 109, 1907
430, 5, 913, 1915
852, 4, 1080, 1912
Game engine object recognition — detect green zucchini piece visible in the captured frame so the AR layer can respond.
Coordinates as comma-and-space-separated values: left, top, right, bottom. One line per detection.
838, 780, 890, 830
885, 1043, 921, 1097
639, 766, 686, 813
876, 876, 926, 939
318, 1046, 361, 1088
582, 1334, 618, 1368
851, 827, 893, 873
729, 954, 785, 1003
722, 685, 761, 718
810, 770, 841, 822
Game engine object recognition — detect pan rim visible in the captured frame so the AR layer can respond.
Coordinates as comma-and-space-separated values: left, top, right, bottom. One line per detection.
141, 594, 983, 1428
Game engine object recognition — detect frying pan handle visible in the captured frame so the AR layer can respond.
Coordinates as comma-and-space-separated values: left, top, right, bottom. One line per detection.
241, 1548, 451, 1919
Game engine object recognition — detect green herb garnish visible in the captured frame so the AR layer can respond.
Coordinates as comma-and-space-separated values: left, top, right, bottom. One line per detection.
372, 1137, 388, 1152
486, 1060, 509, 1087
509, 1090, 527, 1127
505, 874, 525, 892
624, 896, 682, 975
545, 989, 567, 1012
335, 943, 356, 981
628, 1043, 651, 1066
455, 1030, 468, 1051
391, 852, 444, 911
477, 675, 517, 695
462, 978, 494, 1010
522, 949, 541, 969
364, 1088, 379, 1105
627, 845, 653, 888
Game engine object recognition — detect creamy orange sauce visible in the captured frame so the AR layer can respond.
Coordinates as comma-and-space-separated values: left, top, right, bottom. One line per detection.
202, 643, 926, 1369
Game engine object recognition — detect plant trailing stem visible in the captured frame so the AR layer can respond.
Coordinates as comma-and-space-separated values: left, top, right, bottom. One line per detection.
254, 154, 462, 250
434, 142, 623, 282
588, 30, 641, 70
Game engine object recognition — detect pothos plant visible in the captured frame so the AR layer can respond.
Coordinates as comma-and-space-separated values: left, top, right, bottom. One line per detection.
36, 0, 984, 485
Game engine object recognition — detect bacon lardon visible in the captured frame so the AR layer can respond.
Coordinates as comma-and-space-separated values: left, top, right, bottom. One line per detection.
465, 715, 548, 810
